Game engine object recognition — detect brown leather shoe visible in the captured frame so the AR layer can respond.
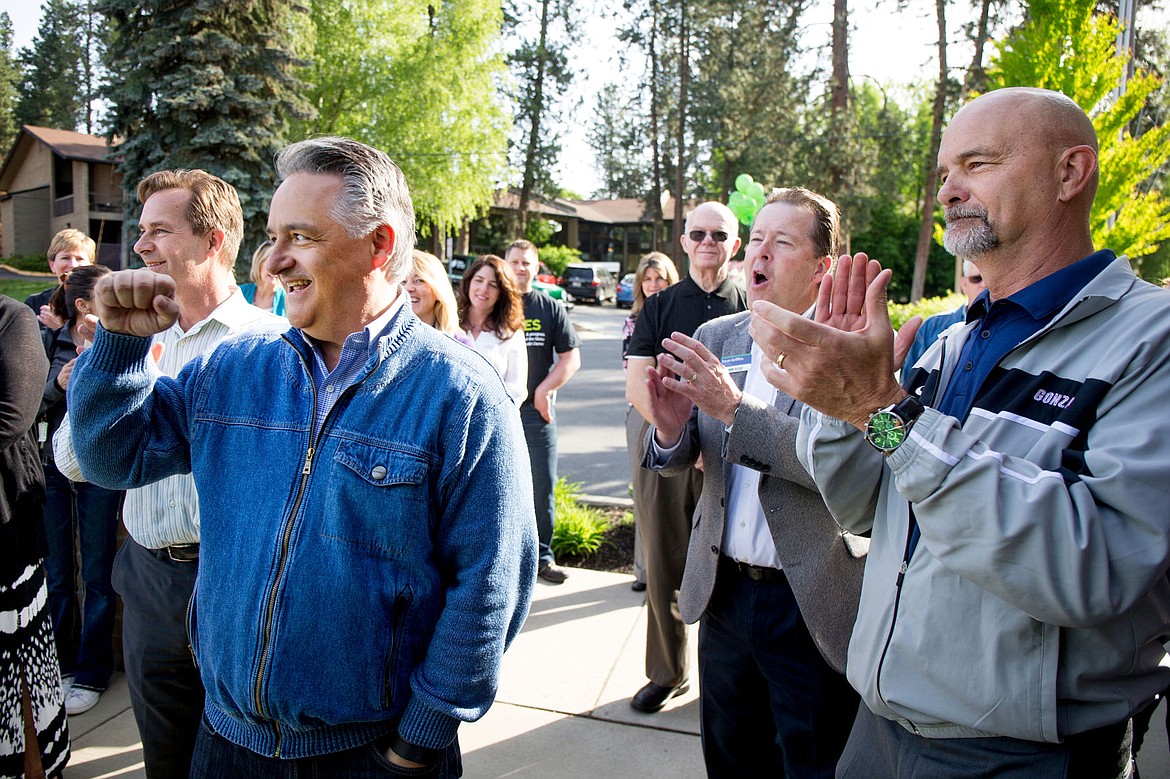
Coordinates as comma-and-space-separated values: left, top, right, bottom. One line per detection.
630, 680, 690, 713
537, 562, 568, 584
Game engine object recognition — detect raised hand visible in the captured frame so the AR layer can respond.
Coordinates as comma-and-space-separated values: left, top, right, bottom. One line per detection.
654, 331, 742, 427
749, 254, 906, 429
93, 269, 180, 338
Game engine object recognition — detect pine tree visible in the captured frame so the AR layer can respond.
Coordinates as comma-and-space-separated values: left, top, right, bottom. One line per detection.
98, 0, 311, 267
0, 13, 21, 150
15, 0, 86, 131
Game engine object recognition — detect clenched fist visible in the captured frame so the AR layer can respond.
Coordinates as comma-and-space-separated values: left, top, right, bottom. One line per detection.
93, 269, 180, 337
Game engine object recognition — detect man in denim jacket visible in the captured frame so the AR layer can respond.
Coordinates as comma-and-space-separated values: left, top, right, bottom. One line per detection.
69, 137, 537, 778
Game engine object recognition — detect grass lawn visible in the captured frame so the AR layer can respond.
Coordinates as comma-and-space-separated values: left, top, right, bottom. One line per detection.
0, 279, 55, 302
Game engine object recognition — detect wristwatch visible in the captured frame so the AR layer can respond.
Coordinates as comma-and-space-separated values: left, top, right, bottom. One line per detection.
864, 395, 925, 454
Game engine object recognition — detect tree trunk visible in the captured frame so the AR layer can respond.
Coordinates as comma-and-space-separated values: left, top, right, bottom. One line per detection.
911, 0, 948, 302
517, 0, 552, 237
829, 0, 850, 251
672, 0, 689, 274
648, 0, 664, 251
963, 0, 993, 97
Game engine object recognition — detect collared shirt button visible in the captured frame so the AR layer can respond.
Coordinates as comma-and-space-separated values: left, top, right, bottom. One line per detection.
981, 330, 991, 339
711, 545, 719, 554
170, 499, 176, 507
371, 465, 387, 480
326, 384, 335, 393
964, 361, 974, 371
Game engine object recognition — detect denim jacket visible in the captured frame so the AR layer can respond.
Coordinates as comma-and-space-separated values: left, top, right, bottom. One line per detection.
70, 311, 537, 758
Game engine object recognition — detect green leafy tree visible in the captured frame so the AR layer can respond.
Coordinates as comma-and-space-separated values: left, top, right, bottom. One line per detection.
296, 0, 510, 240
987, 0, 1170, 269
99, 0, 310, 265
0, 13, 21, 150
16, 0, 87, 130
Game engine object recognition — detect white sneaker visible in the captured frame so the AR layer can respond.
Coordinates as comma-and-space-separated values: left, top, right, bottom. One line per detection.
60, 674, 74, 698
64, 686, 100, 716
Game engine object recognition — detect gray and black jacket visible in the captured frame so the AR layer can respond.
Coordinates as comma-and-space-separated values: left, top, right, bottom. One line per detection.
798, 255, 1170, 743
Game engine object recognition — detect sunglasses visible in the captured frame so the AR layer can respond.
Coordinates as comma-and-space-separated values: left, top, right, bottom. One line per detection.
688, 229, 730, 244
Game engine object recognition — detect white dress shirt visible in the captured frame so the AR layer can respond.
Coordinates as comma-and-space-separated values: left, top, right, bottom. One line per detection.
468, 327, 528, 407
651, 342, 781, 569
62, 292, 278, 548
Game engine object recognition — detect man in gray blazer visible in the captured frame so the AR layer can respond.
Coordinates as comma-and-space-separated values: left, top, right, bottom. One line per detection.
641, 187, 864, 778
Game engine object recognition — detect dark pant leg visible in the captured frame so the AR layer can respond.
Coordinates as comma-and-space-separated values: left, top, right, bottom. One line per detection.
191, 720, 464, 778
41, 464, 79, 675
700, 567, 856, 779
521, 406, 557, 566
837, 704, 1132, 779
113, 538, 203, 779
634, 424, 701, 687
71, 481, 122, 691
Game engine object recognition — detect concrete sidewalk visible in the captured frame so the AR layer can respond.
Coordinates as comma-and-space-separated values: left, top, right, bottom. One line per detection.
64, 568, 706, 778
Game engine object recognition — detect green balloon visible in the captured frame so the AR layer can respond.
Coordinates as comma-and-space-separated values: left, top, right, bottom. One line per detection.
728, 191, 748, 210
735, 173, 753, 193
747, 181, 766, 201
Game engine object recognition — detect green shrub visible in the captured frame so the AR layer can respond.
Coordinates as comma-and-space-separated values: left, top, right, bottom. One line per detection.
888, 293, 963, 330
551, 477, 610, 557
2, 253, 50, 273
535, 245, 585, 278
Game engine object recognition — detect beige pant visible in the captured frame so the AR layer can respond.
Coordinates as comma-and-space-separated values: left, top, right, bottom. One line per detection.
629, 413, 702, 687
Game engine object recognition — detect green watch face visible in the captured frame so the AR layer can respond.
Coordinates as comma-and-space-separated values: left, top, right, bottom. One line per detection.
866, 410, 907, 452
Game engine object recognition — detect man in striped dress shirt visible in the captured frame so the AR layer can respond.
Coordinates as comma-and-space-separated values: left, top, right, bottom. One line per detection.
98, 170, 276, 778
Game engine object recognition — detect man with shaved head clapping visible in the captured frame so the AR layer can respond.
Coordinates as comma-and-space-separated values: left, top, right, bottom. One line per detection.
751, 87, 1170, 778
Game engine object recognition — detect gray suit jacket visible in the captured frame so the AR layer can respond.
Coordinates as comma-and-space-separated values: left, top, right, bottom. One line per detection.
643, 311, 867, 673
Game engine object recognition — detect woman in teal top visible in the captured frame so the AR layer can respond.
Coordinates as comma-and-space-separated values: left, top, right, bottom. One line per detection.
240, 241, 286, 316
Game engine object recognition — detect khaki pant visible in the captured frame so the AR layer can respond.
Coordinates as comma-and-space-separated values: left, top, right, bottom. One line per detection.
630, 414, 702, 686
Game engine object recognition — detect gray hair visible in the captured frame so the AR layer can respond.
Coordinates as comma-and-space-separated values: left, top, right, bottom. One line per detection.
274, 137, 416, 281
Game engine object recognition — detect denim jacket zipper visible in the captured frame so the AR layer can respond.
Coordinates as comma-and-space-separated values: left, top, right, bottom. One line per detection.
252, 340, 379, 757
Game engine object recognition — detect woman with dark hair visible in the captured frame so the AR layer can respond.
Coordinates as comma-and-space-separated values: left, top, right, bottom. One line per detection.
0, 295, 69, 777
458, 254, 528, 407
39, 264, 124, 717
622, 252, 680, 592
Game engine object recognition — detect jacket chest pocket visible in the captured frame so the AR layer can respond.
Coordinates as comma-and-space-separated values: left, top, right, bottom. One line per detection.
322, 440, 431, 558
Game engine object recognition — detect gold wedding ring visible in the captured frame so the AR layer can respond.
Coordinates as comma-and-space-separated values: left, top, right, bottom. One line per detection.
690, 372, 699, 383
775, 353, 786, 370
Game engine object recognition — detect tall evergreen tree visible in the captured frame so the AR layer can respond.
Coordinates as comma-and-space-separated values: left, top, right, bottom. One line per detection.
0, 13, 20, 150
507, 0, 575, 234
98, 0, 311, 266
15, 0, 86, 131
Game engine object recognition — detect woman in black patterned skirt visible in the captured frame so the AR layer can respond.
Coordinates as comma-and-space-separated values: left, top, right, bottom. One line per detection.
0, 295, 69, 779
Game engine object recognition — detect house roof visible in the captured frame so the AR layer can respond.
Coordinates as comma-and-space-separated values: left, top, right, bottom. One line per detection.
22, 125, 116, 163
0, 125, 119, 192
492, 190, 686, 226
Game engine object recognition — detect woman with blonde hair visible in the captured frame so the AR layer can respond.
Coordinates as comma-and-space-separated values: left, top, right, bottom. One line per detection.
240, 241, 286, 316
406, 251, 469, 344
622, 251, 680, 591
458, 254, 528, 406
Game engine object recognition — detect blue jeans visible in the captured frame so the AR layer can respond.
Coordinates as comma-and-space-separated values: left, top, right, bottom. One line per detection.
521, 405, 557, 565
41, 462, 123, 691
191, 719, 463, 778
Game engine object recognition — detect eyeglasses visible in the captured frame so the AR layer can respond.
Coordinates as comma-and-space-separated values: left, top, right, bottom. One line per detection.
688, 229, 730, 244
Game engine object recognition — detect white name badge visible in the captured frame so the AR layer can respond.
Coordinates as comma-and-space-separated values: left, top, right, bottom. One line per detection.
722, 353, 751, 373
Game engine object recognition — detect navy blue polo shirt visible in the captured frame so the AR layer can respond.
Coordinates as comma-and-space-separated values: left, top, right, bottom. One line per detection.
936, 249, 1116, 421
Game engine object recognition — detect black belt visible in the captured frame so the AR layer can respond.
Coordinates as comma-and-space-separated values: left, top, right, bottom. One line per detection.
150, 543, 200, 563
719, 555, 785, 584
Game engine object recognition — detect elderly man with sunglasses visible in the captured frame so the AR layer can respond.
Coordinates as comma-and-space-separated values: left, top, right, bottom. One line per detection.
625, 202, 747, 713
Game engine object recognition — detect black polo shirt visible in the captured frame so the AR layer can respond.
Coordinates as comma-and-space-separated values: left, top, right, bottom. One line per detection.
626, 275, 748, 360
